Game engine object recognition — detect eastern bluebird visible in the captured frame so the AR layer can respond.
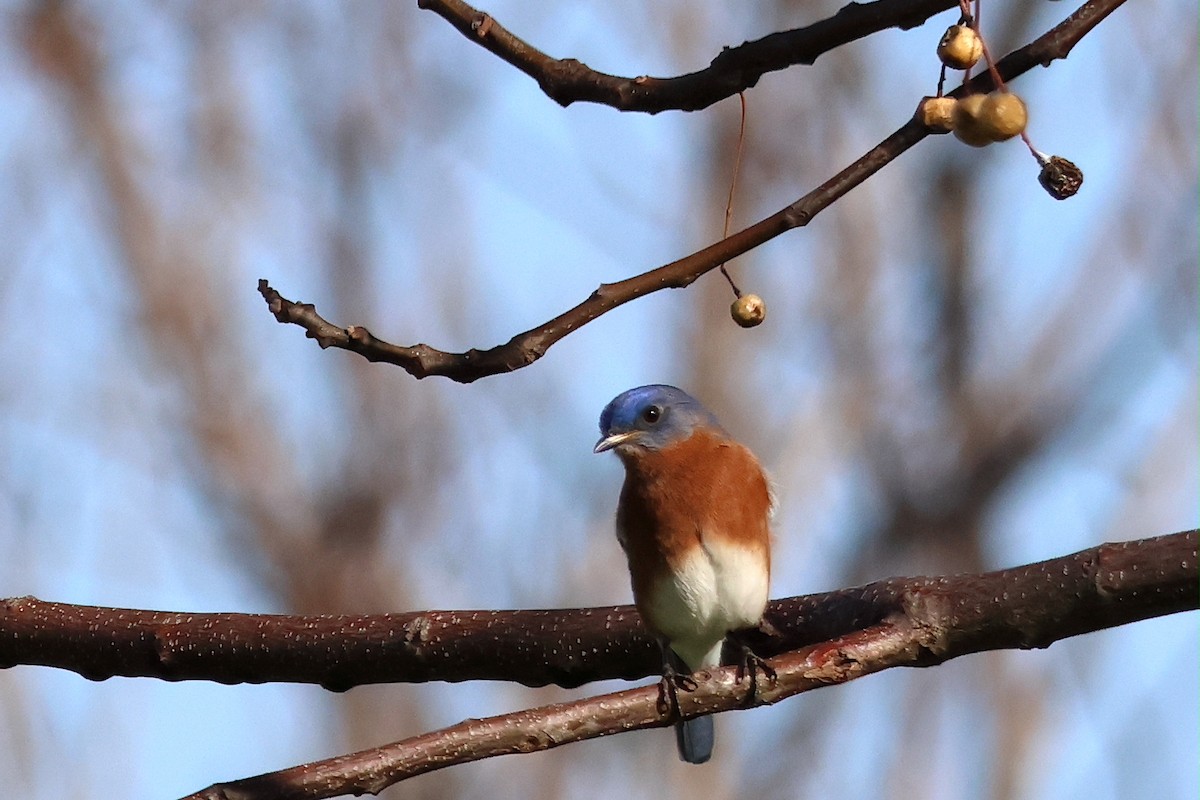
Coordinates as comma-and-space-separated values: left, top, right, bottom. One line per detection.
594, 384, 773, 764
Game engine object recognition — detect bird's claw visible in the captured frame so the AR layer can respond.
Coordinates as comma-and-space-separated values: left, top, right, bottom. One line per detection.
655, 676, 676, 716
736, 650, 777, 684
734, 644, 777, 702
656, 663, 698, 717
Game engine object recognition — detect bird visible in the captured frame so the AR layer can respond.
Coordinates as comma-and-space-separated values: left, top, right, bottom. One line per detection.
594, 384, 773, 764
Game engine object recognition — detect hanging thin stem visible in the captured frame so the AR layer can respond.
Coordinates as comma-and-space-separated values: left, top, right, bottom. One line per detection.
718, 92, 748, 298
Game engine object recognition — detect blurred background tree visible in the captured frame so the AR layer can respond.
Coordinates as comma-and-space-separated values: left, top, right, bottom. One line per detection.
0, 1, 1194, 798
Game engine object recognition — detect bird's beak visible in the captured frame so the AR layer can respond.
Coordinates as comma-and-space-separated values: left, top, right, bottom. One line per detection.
594, 431, 639, 454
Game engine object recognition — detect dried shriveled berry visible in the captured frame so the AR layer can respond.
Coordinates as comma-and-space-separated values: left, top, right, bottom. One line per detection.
938, 25, 983, 70
731, 294, 766, 328
918, 96, 957, 132
1038, 156, 1084, 200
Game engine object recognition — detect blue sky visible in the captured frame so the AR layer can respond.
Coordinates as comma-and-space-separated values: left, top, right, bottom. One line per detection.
0, 2, 1195, 798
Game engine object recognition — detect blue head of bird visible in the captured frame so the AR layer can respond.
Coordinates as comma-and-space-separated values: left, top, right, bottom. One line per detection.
594, 385, 726, 455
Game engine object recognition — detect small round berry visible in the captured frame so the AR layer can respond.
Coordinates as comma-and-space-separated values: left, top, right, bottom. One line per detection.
952, 94, 993, 147
937, 25, 983, 70
731, 294, 766, 328
918, 96, 957, 132
978, 92, 1028, 140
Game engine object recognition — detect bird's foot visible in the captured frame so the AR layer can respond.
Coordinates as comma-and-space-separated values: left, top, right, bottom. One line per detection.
736, 648, 776, 685
730, 637, 777, 702
655, 662, 698, 717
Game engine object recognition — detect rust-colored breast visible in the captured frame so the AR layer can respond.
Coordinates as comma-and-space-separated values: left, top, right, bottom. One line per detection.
615, 429, 772, 622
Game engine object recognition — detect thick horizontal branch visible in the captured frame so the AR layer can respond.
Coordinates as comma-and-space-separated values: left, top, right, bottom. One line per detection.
3, 530, 1194, 691
263, 0, 1127, 383
183, 530, 1197, 799
417, 0, 959, 113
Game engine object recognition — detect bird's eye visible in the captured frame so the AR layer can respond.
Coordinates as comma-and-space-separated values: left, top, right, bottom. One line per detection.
641, 405, 662, 424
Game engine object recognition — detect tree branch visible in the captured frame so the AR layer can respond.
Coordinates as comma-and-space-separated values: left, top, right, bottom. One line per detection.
262, 0, 1128, 383
3, 530, 1193, 691
182, 623, 924, 800
417, 0, 959, 113
180, 529, 1196, 799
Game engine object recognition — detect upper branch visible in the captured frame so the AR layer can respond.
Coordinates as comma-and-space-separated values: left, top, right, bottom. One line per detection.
418, 0, 959, 113
3, 530, 1194, 690
264, 0, 1128, 383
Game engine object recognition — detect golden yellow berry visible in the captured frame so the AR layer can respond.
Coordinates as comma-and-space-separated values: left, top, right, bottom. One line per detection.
977, 92, 1028, 140
731, 294, 766, 328
952, 93, 993, 147
918, 96, 957, 132
937, 25, 983, 70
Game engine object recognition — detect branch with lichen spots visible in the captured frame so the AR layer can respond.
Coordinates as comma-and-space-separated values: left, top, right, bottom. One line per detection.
179, 529, 1197, 799
4, 530, 1194, 691
181, 622, 924, 800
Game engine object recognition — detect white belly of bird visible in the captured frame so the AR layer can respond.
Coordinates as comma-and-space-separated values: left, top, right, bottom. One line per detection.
645, 536, 768, 672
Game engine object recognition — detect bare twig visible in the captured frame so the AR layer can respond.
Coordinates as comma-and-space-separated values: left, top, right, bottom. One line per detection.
264, 0, 1128, 383
182, 623, 922, 799
180, 529, 1197, 799
3, 529, 1194, 690
417, 0, 960, 113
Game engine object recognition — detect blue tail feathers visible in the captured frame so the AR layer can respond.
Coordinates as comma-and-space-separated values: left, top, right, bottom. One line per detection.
675, 715, 714, 764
